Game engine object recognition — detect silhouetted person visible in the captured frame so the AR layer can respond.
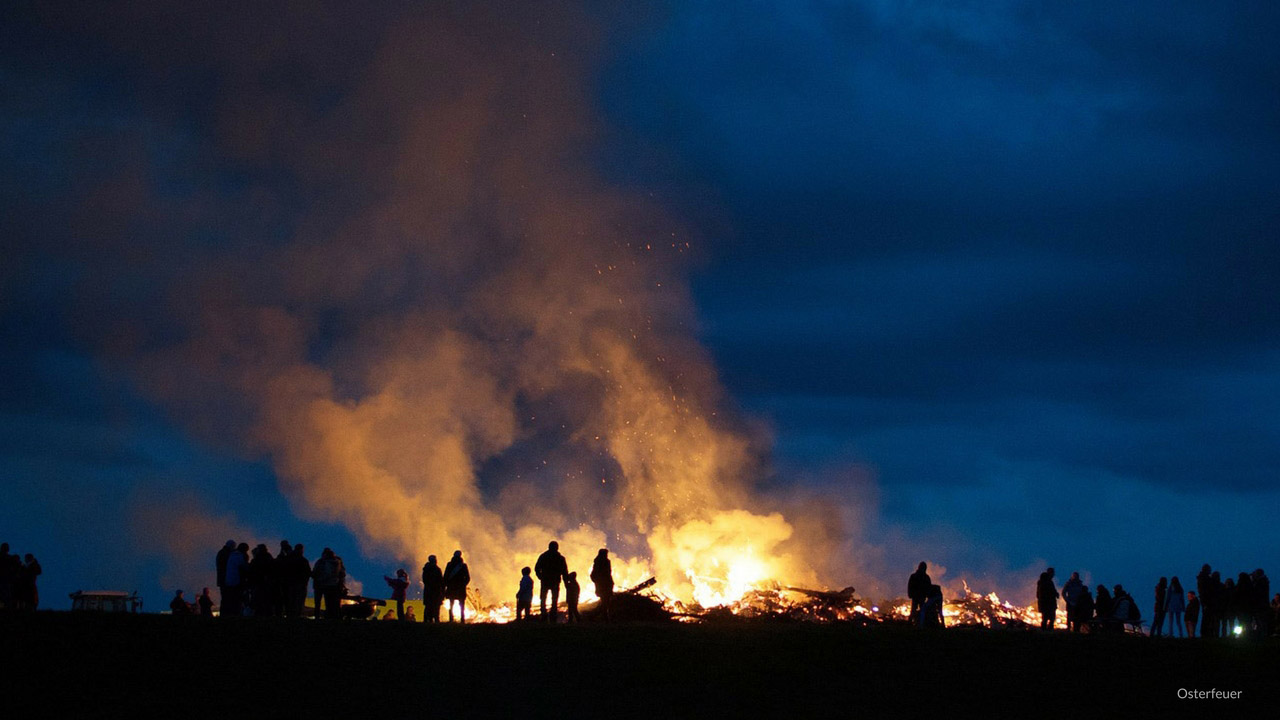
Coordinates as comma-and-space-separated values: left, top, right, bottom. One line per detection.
1185, 591, 1200, 638
215, 540, 235, 616
1094, 585, 1113, 630
223, 543, 250, 617
198, 587, 214, 617
516, 567, 534, 621
286, 543, 311, 618
18, 554, 40, 611
921, 584, 944, 628
385, 569, 409, 621
1111, 584, 1135, 631
1036, 568, 1058, 630
444, 550, 470, 623
170, 590, 193, 615
907, 562, 931, 626
590, 549, 614, 622
1165, 577, 1185, 638
0, 542, 13, 610
1061, 572, 1084, 632
1254, 569, 1271, 638
1195, 565, 1215, 638
1271, 593, 1279, 638
422, 555, 444, 623
1075, 585, 1093, 631
313, 547, 344, 619
1220, 576, 1235, 637
1151, 577, 1168, 637
274, 541, 293, 617
564, 571, 581, 623
1235, 572, 1254, 637
535, 541, 568, 622
248, 544, 276, 617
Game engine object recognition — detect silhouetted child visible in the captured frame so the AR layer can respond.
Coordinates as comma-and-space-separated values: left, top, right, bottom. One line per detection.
405, 605, 417, 622
198, 587, 214, 617
564, 571, 581, 623
516, 567, 533, 621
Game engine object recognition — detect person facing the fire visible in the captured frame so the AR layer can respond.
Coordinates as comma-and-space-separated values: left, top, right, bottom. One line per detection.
564, 571, 581, 623
1075, 584, 1093, 631
1036, 567, 1058, 630
516, 567, 534, 621
907, 561, 931, 626
591, 548, 614, 622
215, 539, 234, 616
921, 584, 944, 628
535, 540, 568, 622
422, 555, 444, 623
1061, 572, 1085, 632
444, 550, 470, 622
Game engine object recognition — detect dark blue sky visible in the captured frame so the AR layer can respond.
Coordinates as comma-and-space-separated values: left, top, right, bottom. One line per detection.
2, 2, 1278, 611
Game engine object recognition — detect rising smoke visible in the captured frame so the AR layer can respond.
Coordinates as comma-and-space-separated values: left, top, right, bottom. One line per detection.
47, 3, 850, 605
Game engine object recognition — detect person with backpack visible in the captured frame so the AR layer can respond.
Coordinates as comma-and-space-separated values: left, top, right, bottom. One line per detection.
312, 548, 344, 619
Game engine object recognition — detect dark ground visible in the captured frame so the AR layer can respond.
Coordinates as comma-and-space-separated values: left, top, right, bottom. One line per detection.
2, 613, 1275, 718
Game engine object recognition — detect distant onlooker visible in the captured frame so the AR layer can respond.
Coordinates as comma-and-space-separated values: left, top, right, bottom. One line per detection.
1061, 572, 1085, 632
590, 549, 614, 622
443, 551, 470, 623
170, 590, 193, 615
19, 554, 41, 611
516, 567, 534, 621
1036, 568, 1058, 630
422, 555, 444, 623
312, 548, 345, 619
907, 562, 931, 626
921, 584, 944, 628
1165, 577, 1185, 638
1151, 577, 1168, 637
223, 543, 250, 617
1075, 585, 1094, 631
198, 588, 214, 617
385, 569, 409, 621
564, 571, 581, 623
215, 540, 235, 616
1094, 585, 1113, 623
0, 542, 13, 610
1185, 591, 1200, 638
535, 541, 568, 623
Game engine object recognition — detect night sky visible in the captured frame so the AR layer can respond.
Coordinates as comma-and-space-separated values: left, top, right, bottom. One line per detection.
3, 2, 1278, 613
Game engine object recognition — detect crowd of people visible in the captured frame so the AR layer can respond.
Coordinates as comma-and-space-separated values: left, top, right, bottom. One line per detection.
196, 538, 615, 623
0, 543, 41, 612
906, 563, 1278, 637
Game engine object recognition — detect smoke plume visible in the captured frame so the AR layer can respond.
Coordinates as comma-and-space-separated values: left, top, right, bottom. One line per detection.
46, 3, 845, 604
